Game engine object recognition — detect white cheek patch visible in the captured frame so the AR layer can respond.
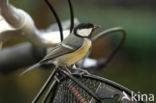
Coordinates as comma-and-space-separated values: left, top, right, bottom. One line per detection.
77, 28, 92, 37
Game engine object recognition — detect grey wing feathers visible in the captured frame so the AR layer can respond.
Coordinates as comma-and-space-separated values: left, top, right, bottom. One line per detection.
40, 44, 74, 63
40, 35, 84, 63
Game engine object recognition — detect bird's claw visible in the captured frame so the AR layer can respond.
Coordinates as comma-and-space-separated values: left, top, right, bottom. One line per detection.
79, 69, 91, 77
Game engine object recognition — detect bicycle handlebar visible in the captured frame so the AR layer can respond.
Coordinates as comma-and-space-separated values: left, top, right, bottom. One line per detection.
0, 0, 79, 47
0, 42, 46, 73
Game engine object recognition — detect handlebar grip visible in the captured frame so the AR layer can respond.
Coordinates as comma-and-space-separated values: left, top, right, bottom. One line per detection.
0, 42, 46, 74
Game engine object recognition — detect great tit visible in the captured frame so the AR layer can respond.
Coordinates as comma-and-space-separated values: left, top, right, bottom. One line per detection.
20, 23, 100, 76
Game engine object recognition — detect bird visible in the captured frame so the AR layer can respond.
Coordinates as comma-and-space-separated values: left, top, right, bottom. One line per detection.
20, 23, 100, 76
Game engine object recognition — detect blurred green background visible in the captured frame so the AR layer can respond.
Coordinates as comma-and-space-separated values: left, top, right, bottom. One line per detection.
0, 0, 156, 102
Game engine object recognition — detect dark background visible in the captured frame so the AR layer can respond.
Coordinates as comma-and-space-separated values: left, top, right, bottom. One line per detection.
0, 0, 156, 102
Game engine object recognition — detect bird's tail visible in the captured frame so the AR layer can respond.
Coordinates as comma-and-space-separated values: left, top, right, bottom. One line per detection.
19, 63, 41, 76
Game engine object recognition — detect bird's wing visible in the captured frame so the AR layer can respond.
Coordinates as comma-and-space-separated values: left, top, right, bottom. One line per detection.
20, 34, 83, 76
40, 37, 84, 64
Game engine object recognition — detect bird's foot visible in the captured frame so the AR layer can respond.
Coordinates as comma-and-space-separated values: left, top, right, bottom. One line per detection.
71, 64, 91, 76
79, 69, 91, 77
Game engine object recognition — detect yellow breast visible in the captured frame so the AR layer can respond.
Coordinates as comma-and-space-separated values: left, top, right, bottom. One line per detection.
57, 38, 91, 66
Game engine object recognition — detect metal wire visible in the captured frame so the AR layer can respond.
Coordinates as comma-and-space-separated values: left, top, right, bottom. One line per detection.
52, 79, 99, 103
92, 27, 126, 67
44, 0, 64, 42
67, 0, 74, 33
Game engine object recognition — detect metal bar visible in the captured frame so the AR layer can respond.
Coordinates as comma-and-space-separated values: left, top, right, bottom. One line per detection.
67, 0, 74, 33
73, 74, 148, 103
32, 67, 57, 103
45, 0, 63, 41
92, 27, 126, 66
41, 80, 57, 103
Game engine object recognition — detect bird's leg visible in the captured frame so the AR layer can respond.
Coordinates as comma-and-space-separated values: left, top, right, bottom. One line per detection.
71, 64, 91, 76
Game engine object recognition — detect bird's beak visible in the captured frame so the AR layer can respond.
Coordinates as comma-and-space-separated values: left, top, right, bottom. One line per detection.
93, 25, 101, 30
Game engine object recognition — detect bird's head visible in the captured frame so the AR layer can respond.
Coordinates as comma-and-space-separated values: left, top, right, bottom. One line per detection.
74, 23, 100, 38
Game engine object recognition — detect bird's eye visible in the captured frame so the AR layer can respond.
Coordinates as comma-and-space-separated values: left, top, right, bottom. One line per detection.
77, 28, 92, 37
